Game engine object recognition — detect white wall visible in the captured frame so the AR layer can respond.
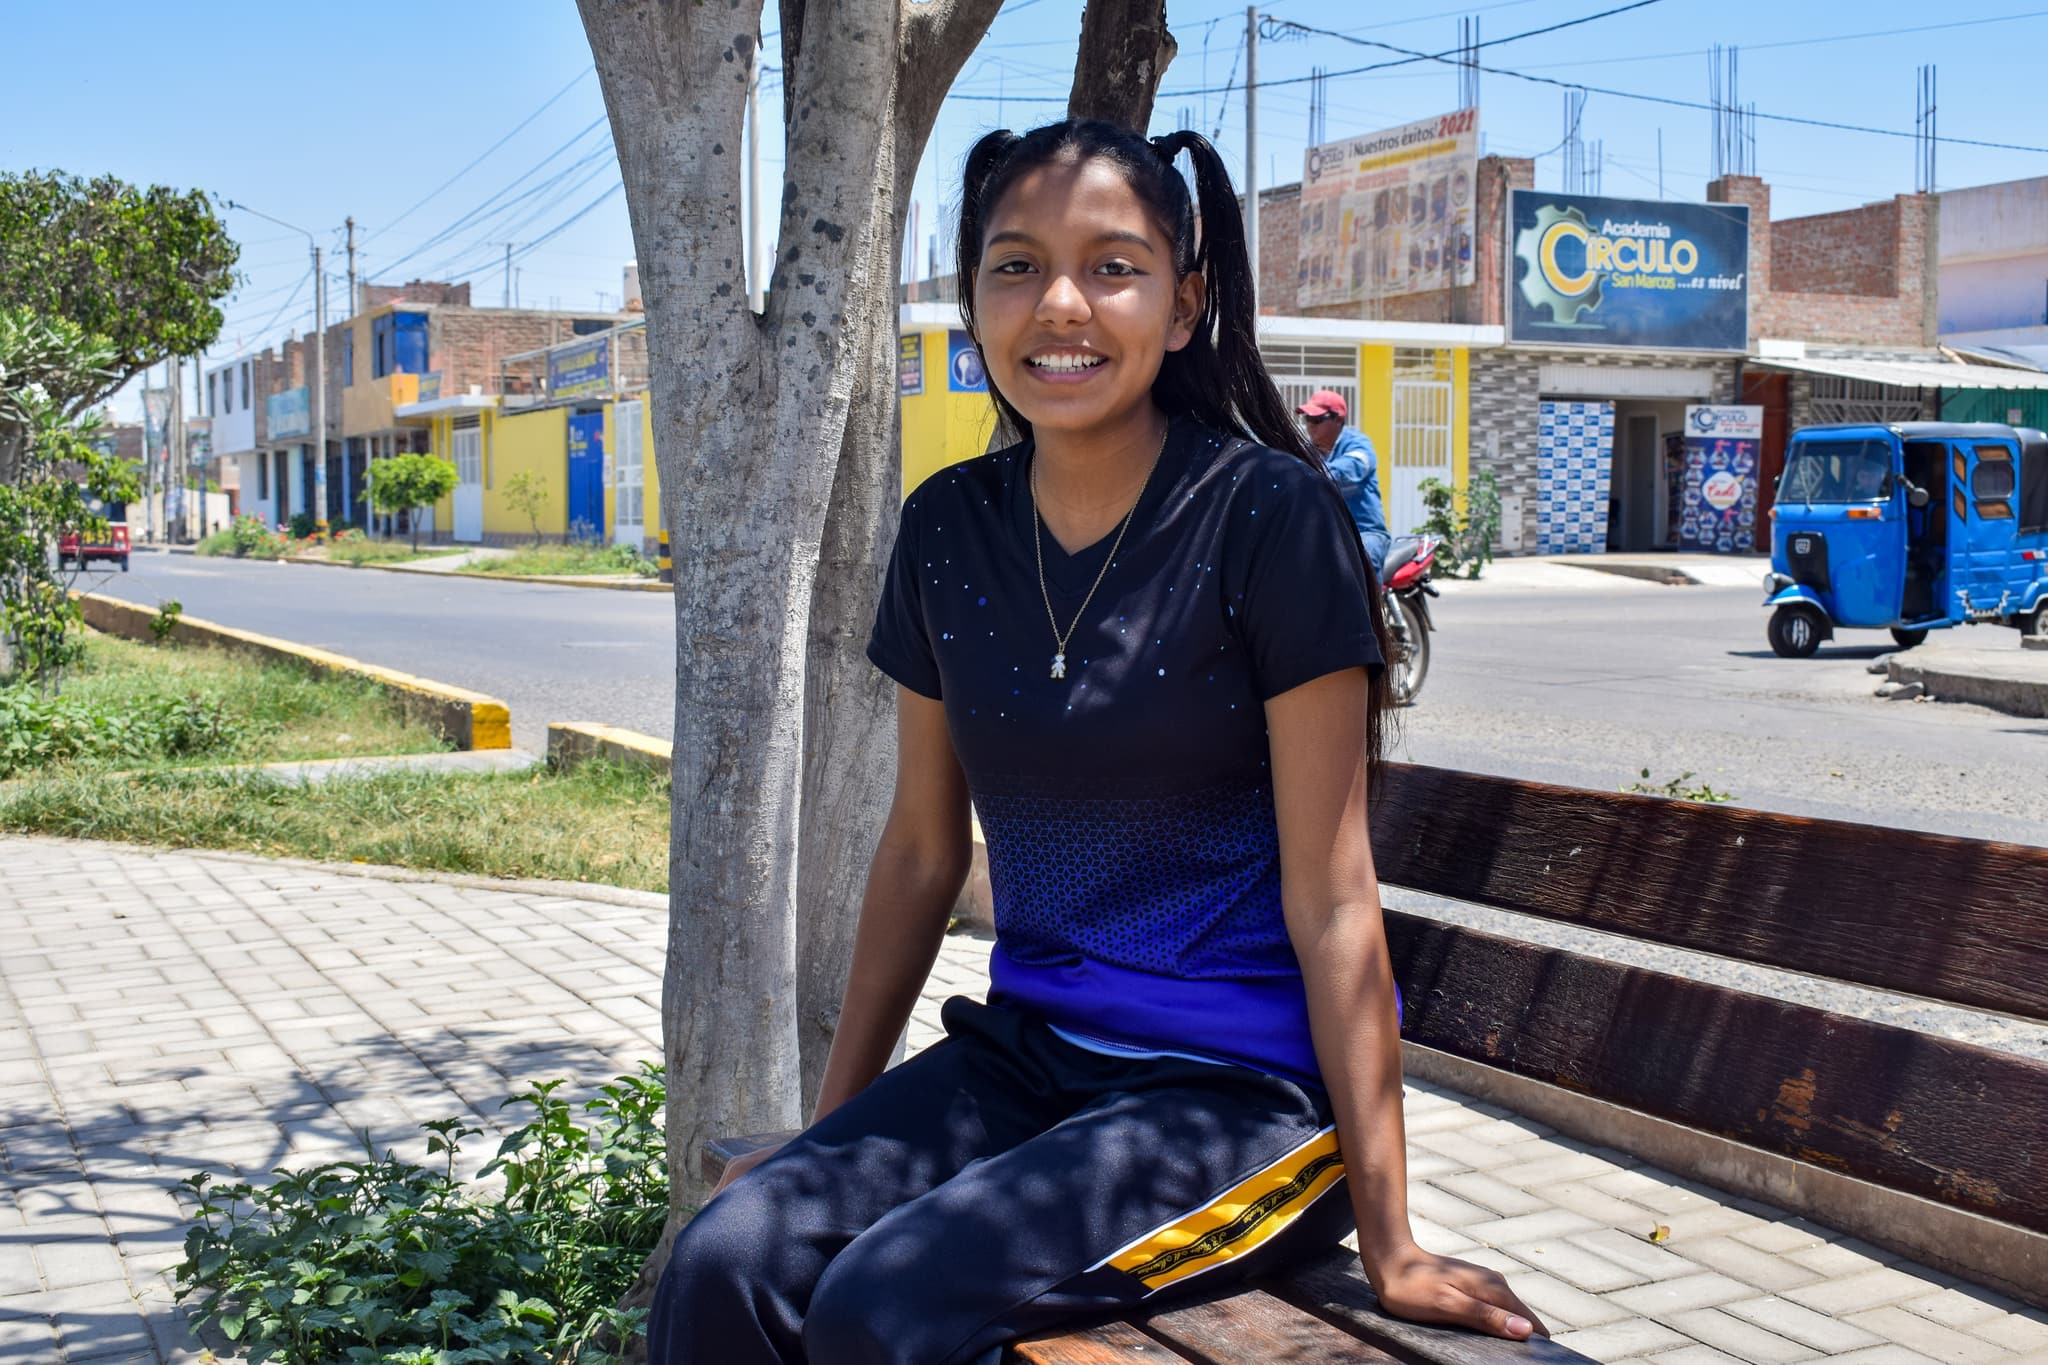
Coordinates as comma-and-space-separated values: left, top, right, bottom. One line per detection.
205, 359, 258, 455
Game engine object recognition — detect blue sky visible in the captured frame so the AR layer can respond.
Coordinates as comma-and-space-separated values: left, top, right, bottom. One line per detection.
4, 0, 2044, 421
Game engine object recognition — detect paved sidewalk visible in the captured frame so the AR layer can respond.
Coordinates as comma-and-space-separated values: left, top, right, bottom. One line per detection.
2, 837, 2043, 1363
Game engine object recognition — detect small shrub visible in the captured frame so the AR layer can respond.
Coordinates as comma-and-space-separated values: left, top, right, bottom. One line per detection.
149, 599, 184, 645
194, 527, 237, 557
287, 512, 318, 540
228, 514, 288, 560
1415, 470, 1503, 581
175, 1064, 667, 1365
0, 686, 243, 776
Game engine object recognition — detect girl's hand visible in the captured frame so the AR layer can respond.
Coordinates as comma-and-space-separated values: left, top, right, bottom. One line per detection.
708, 1142, 785, 1200
1367, 1240, 1549, 1341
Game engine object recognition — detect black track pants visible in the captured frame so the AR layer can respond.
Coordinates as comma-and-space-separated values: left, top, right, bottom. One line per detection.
647, 996, 1355, 1365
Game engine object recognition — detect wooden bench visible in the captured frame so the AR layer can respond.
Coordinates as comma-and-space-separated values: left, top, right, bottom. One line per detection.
705, 763, 2048, 1362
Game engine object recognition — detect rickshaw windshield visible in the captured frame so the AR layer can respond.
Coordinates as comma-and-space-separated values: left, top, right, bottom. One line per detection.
1780, 439, 1892, 504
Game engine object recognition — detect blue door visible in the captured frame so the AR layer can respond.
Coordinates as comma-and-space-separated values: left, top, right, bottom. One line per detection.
1955, 437, 2026, 619
566, 411, 605, 540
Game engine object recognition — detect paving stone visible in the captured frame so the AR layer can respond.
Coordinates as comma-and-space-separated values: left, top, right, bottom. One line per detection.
1649, 1346, 1751, 1365
1789, 1240, 1904, 1278
1897, 1287, 2021, 1331
1844, 1306, 2016, 1365
1499, 1267, 1635, 1332
1504, 1237, 1651, 1293
1568, 1228, 1705, 1281
1666, 1236, 1825, 1293
1665, 1308, 1823, 1364
1463, 1209, 1603, 1246
1610, 1273, 1757, 1319
1431, 1170, 1553, 1217
1788, 1266, 1948, 1317
1407, 1182, 1498, 1228
1555, 1318, 1696, 1360
1970, 1313, 2048, 1353
1735, 1222, 1835, 1256
1819, 1347, 1945, 1365
1724, 1296, 1890, 1353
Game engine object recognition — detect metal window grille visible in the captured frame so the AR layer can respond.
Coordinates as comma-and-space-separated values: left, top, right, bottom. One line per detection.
1389, 348, 1453, 537
452, 426, 483, 486
1260, 342, 1359, 430
1809, 376, 1926, 426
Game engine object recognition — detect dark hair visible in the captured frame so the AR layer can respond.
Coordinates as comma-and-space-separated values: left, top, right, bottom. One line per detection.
954, 119, 1394, 790
956, 120, 1316, 467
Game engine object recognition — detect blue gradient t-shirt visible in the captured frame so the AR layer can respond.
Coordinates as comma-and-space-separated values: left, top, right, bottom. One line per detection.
866, 416, 1381, 1086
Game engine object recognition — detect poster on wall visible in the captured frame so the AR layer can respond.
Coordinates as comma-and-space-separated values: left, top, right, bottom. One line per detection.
1679, 404, 1763, 552
1297, 108, 1478, 309
1508, 190, 1749, 351
548, 337, 611, 400
899, 334, 924, 396
1536, 400, 1615, 555
946, 330, 986, 393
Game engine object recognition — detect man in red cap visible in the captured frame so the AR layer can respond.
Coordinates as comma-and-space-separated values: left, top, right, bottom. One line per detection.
1297, 389, 1389, 579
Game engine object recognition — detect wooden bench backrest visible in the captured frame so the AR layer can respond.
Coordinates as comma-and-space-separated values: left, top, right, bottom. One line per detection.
1372, 764, 2048, 1235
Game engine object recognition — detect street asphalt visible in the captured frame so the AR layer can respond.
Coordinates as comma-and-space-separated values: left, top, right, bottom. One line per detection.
97, 548, 2048, 847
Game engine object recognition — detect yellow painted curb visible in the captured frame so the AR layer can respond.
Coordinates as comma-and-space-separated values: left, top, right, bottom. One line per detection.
546, 721, 673, 774
75, 594, 512, 751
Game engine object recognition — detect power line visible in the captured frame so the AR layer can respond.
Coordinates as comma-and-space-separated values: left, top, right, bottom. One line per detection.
363, 65, 595, 248
1272, 16, 2048, 156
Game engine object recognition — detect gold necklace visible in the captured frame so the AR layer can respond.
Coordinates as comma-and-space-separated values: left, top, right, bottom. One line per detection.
1030, 424, 1170, 681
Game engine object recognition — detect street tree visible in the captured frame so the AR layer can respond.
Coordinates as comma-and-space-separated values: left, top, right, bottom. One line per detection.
579, 0, 1184, 1241
0, 172, 238, 440
365, 453, 458, 553
0, 310, 137, 686
503, 471, 551, 546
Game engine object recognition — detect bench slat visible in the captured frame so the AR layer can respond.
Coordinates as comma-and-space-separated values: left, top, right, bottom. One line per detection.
1140, 1285, 1405, 1364
701, 1130, 800, 1187
1266, 1249, 1595, 1365
1008, 1320, 1196, 1363
1387, 911, 2048, 1234
1373, 764, 2048, 1024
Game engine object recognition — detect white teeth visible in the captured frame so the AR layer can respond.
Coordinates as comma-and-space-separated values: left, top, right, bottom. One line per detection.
1029, 354, 1105, 372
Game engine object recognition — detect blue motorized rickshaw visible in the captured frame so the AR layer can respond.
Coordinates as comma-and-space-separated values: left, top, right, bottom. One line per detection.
1762, 422, 2048, 657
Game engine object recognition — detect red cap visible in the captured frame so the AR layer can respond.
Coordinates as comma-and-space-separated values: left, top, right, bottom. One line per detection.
1296, 389, 1348, 420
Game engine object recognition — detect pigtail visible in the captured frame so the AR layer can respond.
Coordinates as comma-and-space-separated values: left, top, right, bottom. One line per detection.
1160, 133, 1320, 468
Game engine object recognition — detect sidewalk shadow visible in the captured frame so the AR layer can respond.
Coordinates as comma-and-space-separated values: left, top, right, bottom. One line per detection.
3, 1022, 657, 1362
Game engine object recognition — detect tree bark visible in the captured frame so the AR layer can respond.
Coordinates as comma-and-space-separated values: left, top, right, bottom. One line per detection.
580, 0, 1000, 1219
1067, 0, 1177, 131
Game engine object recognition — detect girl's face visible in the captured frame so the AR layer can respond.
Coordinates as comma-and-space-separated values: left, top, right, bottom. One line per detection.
971, 155, 1204, 441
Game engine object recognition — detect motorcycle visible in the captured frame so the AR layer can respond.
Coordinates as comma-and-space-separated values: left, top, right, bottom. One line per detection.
1379, 534, 1440, 705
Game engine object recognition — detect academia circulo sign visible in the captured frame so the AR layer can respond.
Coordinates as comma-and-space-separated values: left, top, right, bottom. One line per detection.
1509, 190, 1749, 352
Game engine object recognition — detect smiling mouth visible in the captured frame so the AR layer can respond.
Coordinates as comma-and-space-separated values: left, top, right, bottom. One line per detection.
1026, 354, 1107, 373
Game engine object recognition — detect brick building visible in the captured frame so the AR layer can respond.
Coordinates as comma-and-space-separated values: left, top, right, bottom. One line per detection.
1255, 158, 1950, 553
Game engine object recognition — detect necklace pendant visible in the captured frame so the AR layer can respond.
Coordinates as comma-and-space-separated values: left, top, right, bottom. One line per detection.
1050, 653, 1067, 680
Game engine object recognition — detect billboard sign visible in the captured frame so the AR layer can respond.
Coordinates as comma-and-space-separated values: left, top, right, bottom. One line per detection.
1509, 190, 1750, 352
548, 336, 611, 400
267, 387, 311, 440
1678, 404, 1763, 552
1297, 107, 1479, 309
899, 333, 924, 396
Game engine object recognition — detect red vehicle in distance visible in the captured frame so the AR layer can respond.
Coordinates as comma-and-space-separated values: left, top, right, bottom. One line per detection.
57, 492, 131, 572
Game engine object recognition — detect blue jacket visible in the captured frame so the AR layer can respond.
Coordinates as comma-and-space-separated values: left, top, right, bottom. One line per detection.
1323, 426, 1388, 542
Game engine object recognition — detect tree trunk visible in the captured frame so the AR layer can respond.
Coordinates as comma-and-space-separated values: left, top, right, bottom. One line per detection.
580, 0, 1000, 1218
1067, 0, 1177, 131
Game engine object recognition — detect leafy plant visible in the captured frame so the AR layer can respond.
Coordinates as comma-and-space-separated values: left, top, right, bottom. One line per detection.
1414, 470, 1503, 581
0, 310, 138, 690
149, 598, 183, 645
503, 471, 551, 547
287, 511, 318, 541
0, 685, 242, 776
229, 513, 288, 560
366, 454, 459, 553
1623, 768, 1737, 804
174, 1063, 669, 1364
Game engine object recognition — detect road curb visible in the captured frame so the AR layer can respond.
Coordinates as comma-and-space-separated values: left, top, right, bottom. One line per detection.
1884, 653, 2048, 719
1560, 561, 1699, 587
547, 720, 672, 774
278, 552, 673, 592
75, 593, 513, 750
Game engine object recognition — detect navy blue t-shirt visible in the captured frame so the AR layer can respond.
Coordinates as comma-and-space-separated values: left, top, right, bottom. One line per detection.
866, 415, 1381, 1086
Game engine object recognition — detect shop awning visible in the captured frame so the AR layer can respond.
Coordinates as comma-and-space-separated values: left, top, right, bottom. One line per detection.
1746, 353, 2048, 391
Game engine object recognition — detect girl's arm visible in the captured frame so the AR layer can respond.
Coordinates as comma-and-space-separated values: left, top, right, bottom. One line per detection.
1266, 667, 1546, 1341
711, 687, 973, 1195
811, 686, 975, 1121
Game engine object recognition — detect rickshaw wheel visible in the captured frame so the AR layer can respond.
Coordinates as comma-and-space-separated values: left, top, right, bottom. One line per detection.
2024, 601, 2047, 638
1889, 627, 1928, 650
1769, 605, 1825, 659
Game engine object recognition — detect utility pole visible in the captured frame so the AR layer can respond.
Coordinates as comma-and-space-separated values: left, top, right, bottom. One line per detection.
345, 216, 357, 318
311, 246, 328, 530
747, 42, 765, 313
504, 242, 513, 308
1245, 6, 1260, 314
168, 357, 187, 542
